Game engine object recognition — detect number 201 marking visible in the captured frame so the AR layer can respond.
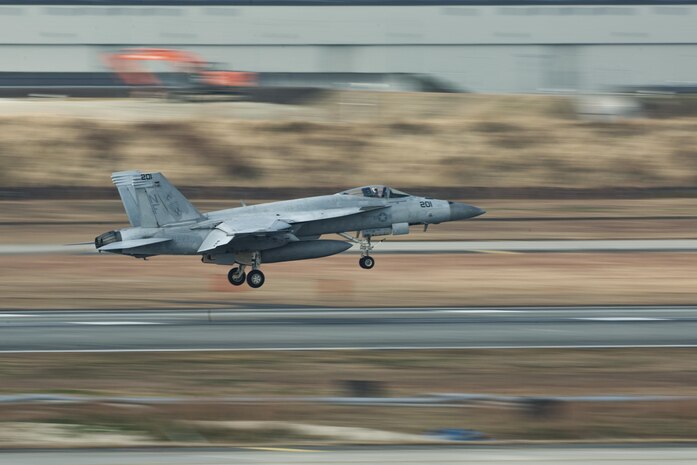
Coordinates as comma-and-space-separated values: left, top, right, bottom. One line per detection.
140, 174, 153, 181
420, 201, 433, 208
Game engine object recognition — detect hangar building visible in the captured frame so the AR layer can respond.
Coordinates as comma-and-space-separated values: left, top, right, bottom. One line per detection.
0, 0, 695, 92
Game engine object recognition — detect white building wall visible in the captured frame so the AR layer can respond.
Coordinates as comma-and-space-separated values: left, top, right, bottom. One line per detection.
1, 4, 697, 92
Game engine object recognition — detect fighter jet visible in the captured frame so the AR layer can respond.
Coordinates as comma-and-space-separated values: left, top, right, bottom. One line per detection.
95, 171, 485, 288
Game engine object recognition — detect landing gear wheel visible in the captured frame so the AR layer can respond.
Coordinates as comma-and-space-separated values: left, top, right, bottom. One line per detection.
227, 267, 246, 286
359, 256, 375, 269
247, 269, 265, 288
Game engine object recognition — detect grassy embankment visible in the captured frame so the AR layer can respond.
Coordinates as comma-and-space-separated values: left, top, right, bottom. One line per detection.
2, 94, 697, 190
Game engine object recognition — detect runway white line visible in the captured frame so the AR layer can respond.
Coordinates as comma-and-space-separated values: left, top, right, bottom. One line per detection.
3, 305, 697, 316
2, 344, 697, 354
70, 321, 162, 325
439, 309, 522, 314
575, 317, 670, 321
371, 239, 697, 253
0, 309, 533, 319
7, 308, 691, 320
9, 305, 697, 316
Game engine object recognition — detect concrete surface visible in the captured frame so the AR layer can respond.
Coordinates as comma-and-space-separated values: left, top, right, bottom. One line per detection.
1, 306, 697, 352
1, 446, 697, 465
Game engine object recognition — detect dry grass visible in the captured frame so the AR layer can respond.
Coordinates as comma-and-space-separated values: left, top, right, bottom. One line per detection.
5, 402, 697, 442
2, 94, 697, 189
2, 349, 697, 441
1, 349, 695, 397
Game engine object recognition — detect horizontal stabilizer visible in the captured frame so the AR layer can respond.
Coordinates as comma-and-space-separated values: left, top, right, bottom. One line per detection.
98, 237, 171, 251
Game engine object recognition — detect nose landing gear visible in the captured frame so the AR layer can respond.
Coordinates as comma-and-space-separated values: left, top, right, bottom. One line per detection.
338, 233, 378, 270
226, 252, 266, 289
358, 237, 376, 270
359, 255, 375, 269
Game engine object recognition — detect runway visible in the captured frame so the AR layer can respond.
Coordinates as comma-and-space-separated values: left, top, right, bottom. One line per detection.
2, 446, 697, 465
1, 306, 697, 352
5, 239, 697, 255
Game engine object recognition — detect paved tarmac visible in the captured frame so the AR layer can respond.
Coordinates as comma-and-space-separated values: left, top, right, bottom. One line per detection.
5, 239, 697, 255
1, 306, 697, 352
2, 446, 697, 465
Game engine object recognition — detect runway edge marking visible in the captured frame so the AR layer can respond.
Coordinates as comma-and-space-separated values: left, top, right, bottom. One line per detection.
241, 446, 317, 453
3, 344, 697, 354
70, 321, 163, 325
575, 317, 670, 321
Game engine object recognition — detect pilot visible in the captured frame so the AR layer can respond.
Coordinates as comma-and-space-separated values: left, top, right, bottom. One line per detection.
381, 187, 388, 198
372, 187, 380, 197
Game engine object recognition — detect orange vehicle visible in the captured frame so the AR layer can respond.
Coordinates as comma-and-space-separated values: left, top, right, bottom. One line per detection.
103, 48, 257, 97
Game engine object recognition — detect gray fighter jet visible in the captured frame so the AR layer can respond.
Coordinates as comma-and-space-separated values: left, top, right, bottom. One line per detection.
95, 171, 485, 288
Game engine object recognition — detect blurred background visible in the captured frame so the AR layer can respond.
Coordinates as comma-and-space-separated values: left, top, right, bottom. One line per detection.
2, 0, 697, 462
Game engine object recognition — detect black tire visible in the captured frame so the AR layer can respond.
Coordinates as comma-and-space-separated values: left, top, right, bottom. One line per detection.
227, 267, 246, 286
359, 256, 375, 269
247, 269, 266, 288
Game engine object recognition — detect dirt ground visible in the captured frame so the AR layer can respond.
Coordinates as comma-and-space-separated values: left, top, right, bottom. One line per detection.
2, 252, 697, 309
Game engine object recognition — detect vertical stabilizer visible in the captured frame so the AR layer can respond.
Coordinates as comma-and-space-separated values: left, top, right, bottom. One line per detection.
111, 171, 203, 227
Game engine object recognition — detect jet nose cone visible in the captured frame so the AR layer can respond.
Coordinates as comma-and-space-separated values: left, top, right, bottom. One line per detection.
449, 202, 486, 221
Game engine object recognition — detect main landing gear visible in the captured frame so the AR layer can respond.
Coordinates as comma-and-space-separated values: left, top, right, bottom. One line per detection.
227, 267, 246, 286
227, 252, 265, 289
246, 269, 265, 288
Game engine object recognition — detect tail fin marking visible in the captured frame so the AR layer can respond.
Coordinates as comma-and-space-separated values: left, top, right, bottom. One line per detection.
111, 171, 203, 227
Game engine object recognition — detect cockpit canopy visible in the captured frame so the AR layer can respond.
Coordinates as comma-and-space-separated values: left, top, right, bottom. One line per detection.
338, 185, 411, 199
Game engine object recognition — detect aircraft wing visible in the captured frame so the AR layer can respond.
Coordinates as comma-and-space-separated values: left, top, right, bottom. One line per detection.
196, 206, 388, 253
98, 237, 172, 251
197, 216, 292, 253
280, 205, 389, 224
